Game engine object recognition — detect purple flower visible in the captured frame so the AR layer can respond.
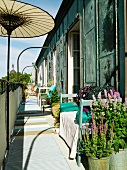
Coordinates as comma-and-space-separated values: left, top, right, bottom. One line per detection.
92, 112, 94, 121
112, 120, 114, 127
114, 101, 116, 109
110, 89, 114, 97
104, 123, 108, 135
83, 107, 89, 112
96, 126, 98, 134
114, 92, 119, 98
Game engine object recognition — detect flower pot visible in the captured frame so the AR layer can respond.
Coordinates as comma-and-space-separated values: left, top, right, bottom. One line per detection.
35, 92, 38, 97
88, 157, 109, 170
109, 149, 127, 170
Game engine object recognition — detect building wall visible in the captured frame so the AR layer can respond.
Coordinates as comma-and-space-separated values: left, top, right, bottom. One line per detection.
36, 0, 125, 97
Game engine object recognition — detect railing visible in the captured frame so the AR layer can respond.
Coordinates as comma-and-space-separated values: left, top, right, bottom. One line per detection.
0, 79, 23, 93
0, 79, 23, 169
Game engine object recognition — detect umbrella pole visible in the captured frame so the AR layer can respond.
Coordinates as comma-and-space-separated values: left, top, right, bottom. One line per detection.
7, 32, 11, 150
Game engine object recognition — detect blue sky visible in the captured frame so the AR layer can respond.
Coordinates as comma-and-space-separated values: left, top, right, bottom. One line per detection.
0, 0, 62, 78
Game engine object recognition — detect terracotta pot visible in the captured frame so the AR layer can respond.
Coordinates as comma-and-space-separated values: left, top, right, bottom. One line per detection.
35, 92, 38, 97
88, 157, 109, 170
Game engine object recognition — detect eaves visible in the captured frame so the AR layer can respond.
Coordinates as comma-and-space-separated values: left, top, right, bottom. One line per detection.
36, 0, 75, 66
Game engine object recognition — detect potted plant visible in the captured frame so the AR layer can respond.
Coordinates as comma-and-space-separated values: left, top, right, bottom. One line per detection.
102, 92, 127, 170
50, 90, 60, 117
89, 90, 127, 169
81, 110, 114, 170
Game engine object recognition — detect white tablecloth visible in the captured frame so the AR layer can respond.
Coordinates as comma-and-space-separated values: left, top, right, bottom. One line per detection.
59, 111, 79, 159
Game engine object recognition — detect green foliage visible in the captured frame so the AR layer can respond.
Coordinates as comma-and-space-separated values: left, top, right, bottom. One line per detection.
2, 72, 31, 89
81, 90, 127, 158
54, 108, 60, 128
91, 92, 127, 153
51, 90, 60, 106
81, 117, 113, 159
54, 108, 60, 119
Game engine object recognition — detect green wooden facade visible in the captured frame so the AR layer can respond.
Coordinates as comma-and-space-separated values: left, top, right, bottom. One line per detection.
36, 0, 125, 100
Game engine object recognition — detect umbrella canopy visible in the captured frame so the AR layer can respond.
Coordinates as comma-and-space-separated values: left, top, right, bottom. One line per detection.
0, 0, 55, 37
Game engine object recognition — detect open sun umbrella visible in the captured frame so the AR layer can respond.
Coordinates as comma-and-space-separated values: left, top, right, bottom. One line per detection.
0, 0, 54, 150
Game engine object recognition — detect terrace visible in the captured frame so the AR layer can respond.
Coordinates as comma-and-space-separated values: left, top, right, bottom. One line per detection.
0, 80, 85, 170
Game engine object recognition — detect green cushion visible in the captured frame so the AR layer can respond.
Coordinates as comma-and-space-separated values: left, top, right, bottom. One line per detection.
76, 111, 92, 124
60, 102, 79, 112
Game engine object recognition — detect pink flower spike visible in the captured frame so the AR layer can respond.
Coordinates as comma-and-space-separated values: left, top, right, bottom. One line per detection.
104, 89, 107, 98
96, 126, 98, 134
104, 123, 108, 134
110, 131, 113, 137
112, 120, 114, 126
114, 101, 116, 109
108, 93, 112, 101
92, 94, 96, 102
114, 92, 119, 99
98, 92, 102, 99
90, 101, 92, 108
110, 89, 114, 97
92, 112, 94, 121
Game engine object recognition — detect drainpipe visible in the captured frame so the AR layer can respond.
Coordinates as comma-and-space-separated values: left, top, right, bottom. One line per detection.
79, 12, 84, 87
115, 0, 118, 91
95, 0, 99, 86
117, 0, 125, 102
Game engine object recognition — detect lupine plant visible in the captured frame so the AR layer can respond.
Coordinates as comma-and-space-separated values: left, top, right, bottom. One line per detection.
81, 111, 114, 158
81, 89, 127, 158
91, 90, 127, 152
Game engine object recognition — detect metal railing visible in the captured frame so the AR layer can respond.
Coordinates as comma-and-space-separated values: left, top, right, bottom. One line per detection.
0, 79, 23, 94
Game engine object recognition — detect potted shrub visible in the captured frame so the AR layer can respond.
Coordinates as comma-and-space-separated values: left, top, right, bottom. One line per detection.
50, 90, 60, 117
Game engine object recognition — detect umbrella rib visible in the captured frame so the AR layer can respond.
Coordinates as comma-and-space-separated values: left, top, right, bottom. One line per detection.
28, 17, 53, 23
16, 27, 25, 37
13, 29, 18, 37
13, 7, 39, 16
25, 21, 53, 31
11, 3, 27, 15
10, 0, 16, 14
19, 25, 33, 37
0, 6, 8, 13
0, 25, 7, 35
24, 24, 49, 34
16, 11, 48, 16
22, 24, 43, 35
1, 0, 8, 13
26, 19, 54, 27
28, 16, 53, 20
